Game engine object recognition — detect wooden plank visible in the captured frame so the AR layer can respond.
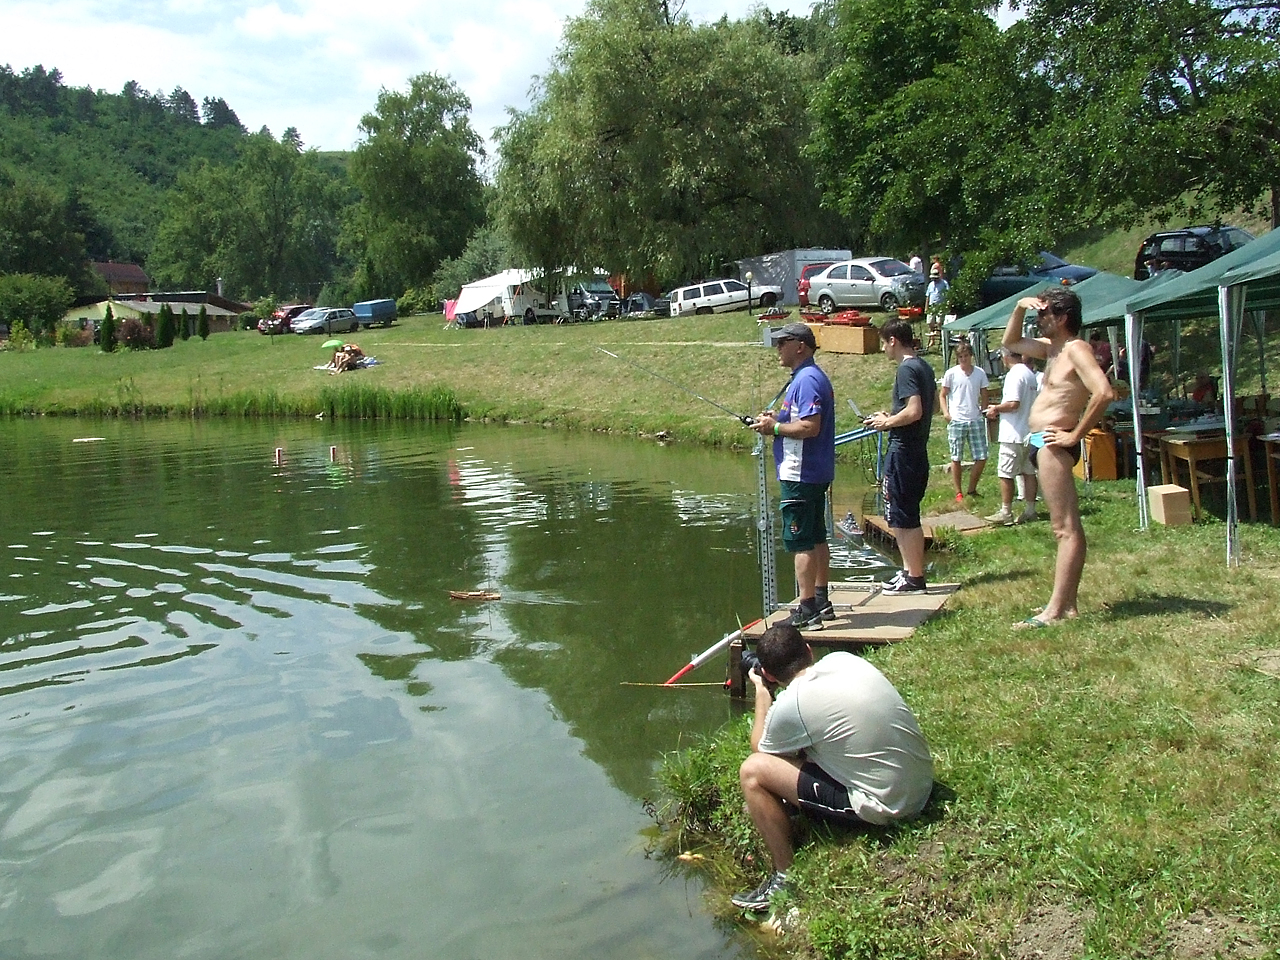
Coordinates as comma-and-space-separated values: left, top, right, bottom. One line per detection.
742, 582, 959, 646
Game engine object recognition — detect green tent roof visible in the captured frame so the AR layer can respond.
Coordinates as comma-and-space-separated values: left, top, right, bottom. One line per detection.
944, 271, 1140, 333
1220, 246, 1280, 312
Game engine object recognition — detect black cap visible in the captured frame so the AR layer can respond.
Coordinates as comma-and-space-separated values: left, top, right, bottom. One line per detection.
769, 322, 818, 350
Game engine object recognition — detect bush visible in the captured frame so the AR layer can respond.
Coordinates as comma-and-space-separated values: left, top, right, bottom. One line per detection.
5, 320, 34, 352
179, 307, 191, 341
317, 279, 359, 308
397, 285, 437, 316
238, 311, 257, 330
156, 303, 176, 348
57, 323, 94, 347
196, 305, 209, 340
0, 273, 74, 340
118, 317, 156, 350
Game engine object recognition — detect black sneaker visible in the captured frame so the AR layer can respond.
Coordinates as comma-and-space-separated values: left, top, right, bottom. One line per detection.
730, 871, 788, 911
818, 601, 836, 621
787, 602, 823, 629
882, 573, 927, 595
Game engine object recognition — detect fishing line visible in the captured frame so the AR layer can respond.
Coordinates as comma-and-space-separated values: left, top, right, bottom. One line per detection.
596, 343, 762, 422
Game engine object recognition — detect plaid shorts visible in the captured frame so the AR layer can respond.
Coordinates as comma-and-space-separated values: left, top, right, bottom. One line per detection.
947, 419, 989, 462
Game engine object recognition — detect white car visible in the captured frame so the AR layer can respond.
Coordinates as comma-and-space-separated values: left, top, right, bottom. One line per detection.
668, 278, 781, 316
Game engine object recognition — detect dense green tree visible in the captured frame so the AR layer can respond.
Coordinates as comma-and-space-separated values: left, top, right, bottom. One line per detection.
99, 302, 116, 352
0, 272, 74, 339
196, 304, 209, 340
347, 73, 486, 296
494, 0, 839, 287
1023, 0, 1280, 228
149, 131, 346, 300
0, 171, 99, 294
179, 306, 191, 340
432, 224, 515, 298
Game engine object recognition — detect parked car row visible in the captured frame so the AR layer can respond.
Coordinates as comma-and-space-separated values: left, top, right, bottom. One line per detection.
1134, 225, 1254, 280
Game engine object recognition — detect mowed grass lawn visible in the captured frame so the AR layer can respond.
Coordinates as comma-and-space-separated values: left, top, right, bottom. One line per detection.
5, 307, 1280, 956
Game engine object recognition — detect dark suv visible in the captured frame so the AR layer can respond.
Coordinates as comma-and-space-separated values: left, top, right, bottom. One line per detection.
1134, 225, 1254, 280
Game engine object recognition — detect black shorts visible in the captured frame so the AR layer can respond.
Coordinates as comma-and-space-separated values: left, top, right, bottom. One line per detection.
796, 762, 868, 826
883, 446, 929, 530
1028, 433, 1082, 469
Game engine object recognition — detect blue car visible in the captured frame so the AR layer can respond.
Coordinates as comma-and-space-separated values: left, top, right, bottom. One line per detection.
979, 252, 1096, 307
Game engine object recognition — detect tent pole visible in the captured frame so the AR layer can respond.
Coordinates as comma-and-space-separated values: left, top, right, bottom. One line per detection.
1219, 284, 1246, 567
1126, 312, 1149, 531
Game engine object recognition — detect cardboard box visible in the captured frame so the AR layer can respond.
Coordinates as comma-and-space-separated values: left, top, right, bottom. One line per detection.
1148, 484, 1192, 525
818, 324, 881, 354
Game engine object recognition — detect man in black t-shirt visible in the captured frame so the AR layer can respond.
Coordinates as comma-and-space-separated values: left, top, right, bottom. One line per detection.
865, 320, 936, 594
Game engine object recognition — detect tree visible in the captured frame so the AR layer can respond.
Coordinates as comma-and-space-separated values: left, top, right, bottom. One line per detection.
0, 172, 97, 294
432, 224, 515, 298
201, 96, 245, 131
149, 131, 346, 299
0, 273, 74, 340
179, 306, 191, 340
347, 73, 486, 295
156, 302, 176, 348
197, 304, 209, 340
1022, 0, 1280, 228
494, 0, 840, 286
166, 87, 200, 124
100, 303, 116, 352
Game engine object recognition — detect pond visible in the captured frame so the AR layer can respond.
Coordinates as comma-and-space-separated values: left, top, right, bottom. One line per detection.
0, 419, 891, 960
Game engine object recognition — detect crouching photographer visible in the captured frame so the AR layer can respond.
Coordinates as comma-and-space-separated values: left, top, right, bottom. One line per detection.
731, 623, 934, 912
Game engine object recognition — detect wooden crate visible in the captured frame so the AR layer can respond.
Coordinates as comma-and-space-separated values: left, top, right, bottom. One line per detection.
818, 324, 881, 354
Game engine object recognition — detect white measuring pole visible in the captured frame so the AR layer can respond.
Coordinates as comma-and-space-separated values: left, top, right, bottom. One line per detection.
755, 434, 778, 619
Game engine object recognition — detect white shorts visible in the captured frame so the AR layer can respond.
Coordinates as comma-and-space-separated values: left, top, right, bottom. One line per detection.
997, 441, 1034, 479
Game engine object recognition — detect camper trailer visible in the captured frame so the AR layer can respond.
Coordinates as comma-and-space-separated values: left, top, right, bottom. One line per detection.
454, 270, 568, 325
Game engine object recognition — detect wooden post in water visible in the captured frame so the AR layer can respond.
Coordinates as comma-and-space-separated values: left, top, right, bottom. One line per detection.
727, 636, 746, 698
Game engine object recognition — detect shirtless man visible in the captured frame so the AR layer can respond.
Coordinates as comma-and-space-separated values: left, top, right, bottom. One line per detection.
1002, 288, 1114, 627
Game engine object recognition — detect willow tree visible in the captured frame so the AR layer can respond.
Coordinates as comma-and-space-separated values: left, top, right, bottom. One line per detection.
495, 0, 838, 287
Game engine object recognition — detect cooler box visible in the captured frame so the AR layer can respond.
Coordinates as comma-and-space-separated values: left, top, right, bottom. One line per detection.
1148, 484, 1192, 526
818, 324, 880, 354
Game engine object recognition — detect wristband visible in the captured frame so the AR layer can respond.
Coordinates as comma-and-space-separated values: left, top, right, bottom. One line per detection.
773, 422, 780, 436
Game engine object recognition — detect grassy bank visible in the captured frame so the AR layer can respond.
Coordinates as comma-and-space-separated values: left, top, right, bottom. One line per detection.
0, 312, 901, 448
657, 486, 1280, 958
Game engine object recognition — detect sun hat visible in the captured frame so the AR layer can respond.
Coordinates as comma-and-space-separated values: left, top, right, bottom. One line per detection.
769, 322, 818, 349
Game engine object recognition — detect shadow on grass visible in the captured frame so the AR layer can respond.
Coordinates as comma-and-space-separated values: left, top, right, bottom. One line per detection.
1102, 593, 1231, 620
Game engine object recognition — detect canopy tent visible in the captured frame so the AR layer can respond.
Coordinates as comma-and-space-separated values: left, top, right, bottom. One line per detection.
1078, 227, 1280, 563
454, 269, 533, 317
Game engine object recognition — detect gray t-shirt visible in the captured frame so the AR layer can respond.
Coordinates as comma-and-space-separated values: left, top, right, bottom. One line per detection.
758, 652, 933, 824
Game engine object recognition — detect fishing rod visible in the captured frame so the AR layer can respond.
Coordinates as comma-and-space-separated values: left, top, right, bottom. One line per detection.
663, 618, 765, 685
597, 347, 759, 425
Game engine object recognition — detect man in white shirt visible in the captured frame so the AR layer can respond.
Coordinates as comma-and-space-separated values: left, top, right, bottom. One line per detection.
984, 348, 1039, 525
939, 341, 990, 502
732, 624, 933, 911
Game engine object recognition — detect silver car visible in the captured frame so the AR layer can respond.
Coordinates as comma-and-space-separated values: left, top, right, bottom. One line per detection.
292, 307, 359, 334
809, 258, 925, 313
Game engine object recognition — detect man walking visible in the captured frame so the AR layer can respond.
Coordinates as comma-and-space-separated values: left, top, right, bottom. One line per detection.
939, 341, 989, 502
751, 322, 835, 628
733, 624, 933, 911
1002, 288, 1114, 627
866, 320, 936, 594
984, 348, 1039, 525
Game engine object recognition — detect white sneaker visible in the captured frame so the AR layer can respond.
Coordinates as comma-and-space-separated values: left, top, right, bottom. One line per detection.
984, 508, 1014, 525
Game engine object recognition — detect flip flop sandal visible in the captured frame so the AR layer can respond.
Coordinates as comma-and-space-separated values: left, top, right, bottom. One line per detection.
1013, 616, 1055, 629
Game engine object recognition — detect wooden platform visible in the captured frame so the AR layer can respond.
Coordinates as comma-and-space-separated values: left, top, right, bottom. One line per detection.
727, 581, 958, 696
861, 509, 990, 548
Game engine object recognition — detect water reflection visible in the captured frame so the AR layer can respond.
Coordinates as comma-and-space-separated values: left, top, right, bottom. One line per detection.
0, 419, 888, 960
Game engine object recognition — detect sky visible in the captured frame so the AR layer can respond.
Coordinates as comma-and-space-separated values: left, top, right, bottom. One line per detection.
3, 0, 1019, 160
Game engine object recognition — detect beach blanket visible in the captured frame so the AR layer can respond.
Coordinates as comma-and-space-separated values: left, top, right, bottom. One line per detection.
314, 357, 379, 372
